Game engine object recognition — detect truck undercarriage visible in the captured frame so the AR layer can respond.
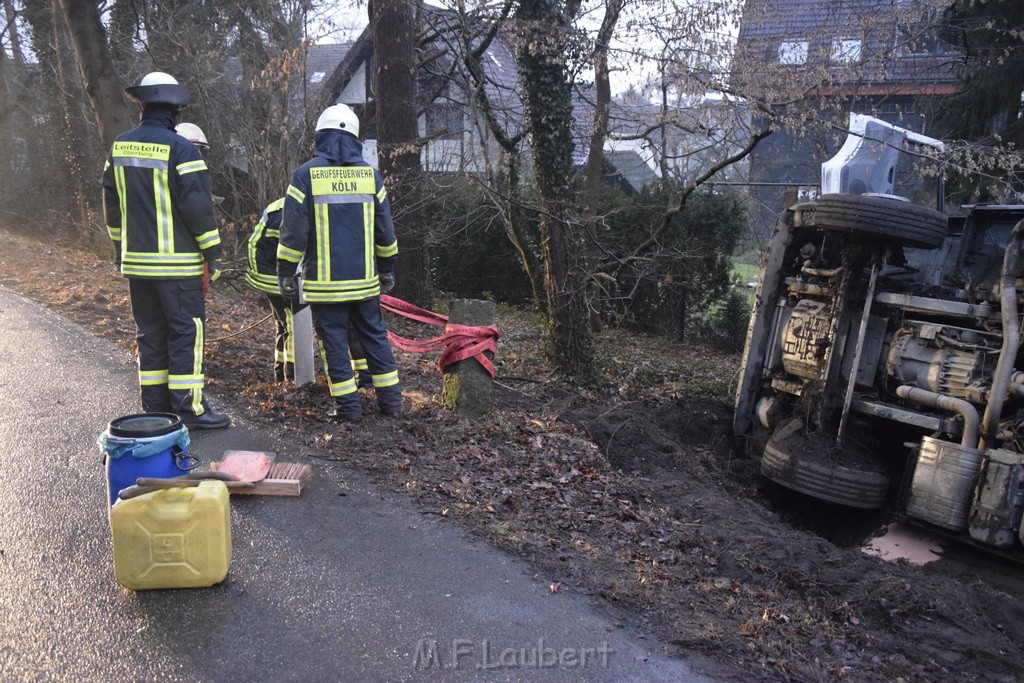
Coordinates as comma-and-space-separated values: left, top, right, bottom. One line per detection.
734, 115, 1024, 556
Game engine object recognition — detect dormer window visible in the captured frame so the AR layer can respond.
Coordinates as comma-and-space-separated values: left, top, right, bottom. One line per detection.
831, 39, 862, 63
778, 41, 809, 65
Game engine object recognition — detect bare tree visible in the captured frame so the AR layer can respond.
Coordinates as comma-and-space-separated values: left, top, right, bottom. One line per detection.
516, 0, 595, 380
59, 0, 132, 150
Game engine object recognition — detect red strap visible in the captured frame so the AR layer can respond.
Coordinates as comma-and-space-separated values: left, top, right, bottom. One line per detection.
379, 295, 501, 378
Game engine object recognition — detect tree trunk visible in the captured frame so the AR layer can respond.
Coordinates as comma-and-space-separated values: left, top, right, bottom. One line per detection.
499, 152, 543, 310
3, 0, 44, 207
517, 0, 595, 382
52, 0, 99, 221
0, 46, 12, 200
370, 0, 429, 306
579, 0, 623, 331
59, 0, 133, 150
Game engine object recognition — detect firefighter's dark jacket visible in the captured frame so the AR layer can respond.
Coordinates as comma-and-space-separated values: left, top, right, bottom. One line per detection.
277, 129, 397, 303
246, 197, 285, 294
102, 108, 221, 278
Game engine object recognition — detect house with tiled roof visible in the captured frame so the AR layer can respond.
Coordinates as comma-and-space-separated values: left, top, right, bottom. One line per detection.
733, 0, 959, 233
315, 10, 660, 191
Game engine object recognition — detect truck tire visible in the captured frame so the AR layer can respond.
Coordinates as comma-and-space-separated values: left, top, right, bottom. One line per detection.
803, 193, 947, 249
762, 436, 890, 509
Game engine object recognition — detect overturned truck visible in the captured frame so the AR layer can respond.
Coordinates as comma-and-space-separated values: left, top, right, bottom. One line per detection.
735, 114, 1024, 554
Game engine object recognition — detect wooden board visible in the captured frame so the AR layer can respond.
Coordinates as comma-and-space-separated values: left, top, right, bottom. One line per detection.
229, 477, 304, 497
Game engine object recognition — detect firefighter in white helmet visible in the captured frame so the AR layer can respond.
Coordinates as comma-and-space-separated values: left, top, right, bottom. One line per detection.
276, 103, 401, 420
175, 122, 209, 151
101, 71, 230, 429
176, 122, 224, 205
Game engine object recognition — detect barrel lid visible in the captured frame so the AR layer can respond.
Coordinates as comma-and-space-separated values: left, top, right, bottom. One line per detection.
108, 413, 183, 437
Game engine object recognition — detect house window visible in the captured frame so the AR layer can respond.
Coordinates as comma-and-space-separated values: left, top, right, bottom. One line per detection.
778, 41, 808, 65
310, 71, 325, 84
831, 39, 862, 63
426, 104, 463, 140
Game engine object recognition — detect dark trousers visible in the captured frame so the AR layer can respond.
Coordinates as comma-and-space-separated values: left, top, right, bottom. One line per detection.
267, 294, 370, 385
267, 293, 306, 381
129, 277, 208, 417
312, 297, 401, 418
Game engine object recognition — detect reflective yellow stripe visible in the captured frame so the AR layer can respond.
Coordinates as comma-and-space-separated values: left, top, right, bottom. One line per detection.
284, 306, 295, 363
372, 370, 399, 388
377, 187, 387, 203
115, 167, 128, 243
352, 358, 368, 370
176, 159, 207, 175
316, 203, 330, 281
375, 240, 398, 258
299, 277, 380, 302
107, 226, 122, 241
267, 197, 286, 212
318, 339, 329, 378
195, 229, 221, 249
363, 202, 373, 278
124, 251, 202, 263
122, 249, 203, 277
302, 290, 379, 303
192, 316, 204, 414
287, 184, 305, 203
245, 271, 280, 293
275, 349, 288, 364
277, 244, 304, 262
139, 369, 169, 385
168, 374, 204, 389
121, 263, 205, 277
247, 216, 263, 281
155, 168, 173, 253
328, 377, 358, 397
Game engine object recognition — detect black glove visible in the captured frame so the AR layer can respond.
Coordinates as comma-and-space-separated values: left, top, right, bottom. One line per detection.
379, 272, 395, 294
279, 276, 299, 296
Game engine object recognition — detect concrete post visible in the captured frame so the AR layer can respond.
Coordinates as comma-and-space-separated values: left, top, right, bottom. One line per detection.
441, 299, 495, 419
292, 306, 315, 386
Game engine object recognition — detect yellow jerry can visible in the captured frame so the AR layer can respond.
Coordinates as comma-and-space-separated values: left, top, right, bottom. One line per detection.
110, 480, 232, 590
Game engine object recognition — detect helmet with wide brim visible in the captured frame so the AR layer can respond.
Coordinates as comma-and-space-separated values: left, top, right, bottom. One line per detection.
124, 72, 190, 107
175, 122, 209, 149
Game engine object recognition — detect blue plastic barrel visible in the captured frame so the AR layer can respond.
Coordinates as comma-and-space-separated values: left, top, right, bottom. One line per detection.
99, 413, 195, 505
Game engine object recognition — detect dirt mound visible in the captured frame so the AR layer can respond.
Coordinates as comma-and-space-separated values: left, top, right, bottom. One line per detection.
570, 396, 733, 472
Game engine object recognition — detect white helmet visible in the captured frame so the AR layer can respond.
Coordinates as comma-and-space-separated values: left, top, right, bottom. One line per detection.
315, 103, 359, 137
124, 71, 190, 106
176, 122, 209, 149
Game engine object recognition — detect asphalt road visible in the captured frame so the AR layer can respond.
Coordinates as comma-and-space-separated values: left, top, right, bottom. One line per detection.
0, 288, 714, 682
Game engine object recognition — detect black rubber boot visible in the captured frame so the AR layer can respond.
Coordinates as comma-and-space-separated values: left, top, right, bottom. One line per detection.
178, 401, 231, 430
180, 409, 231, 430
327, 403, 362, 423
